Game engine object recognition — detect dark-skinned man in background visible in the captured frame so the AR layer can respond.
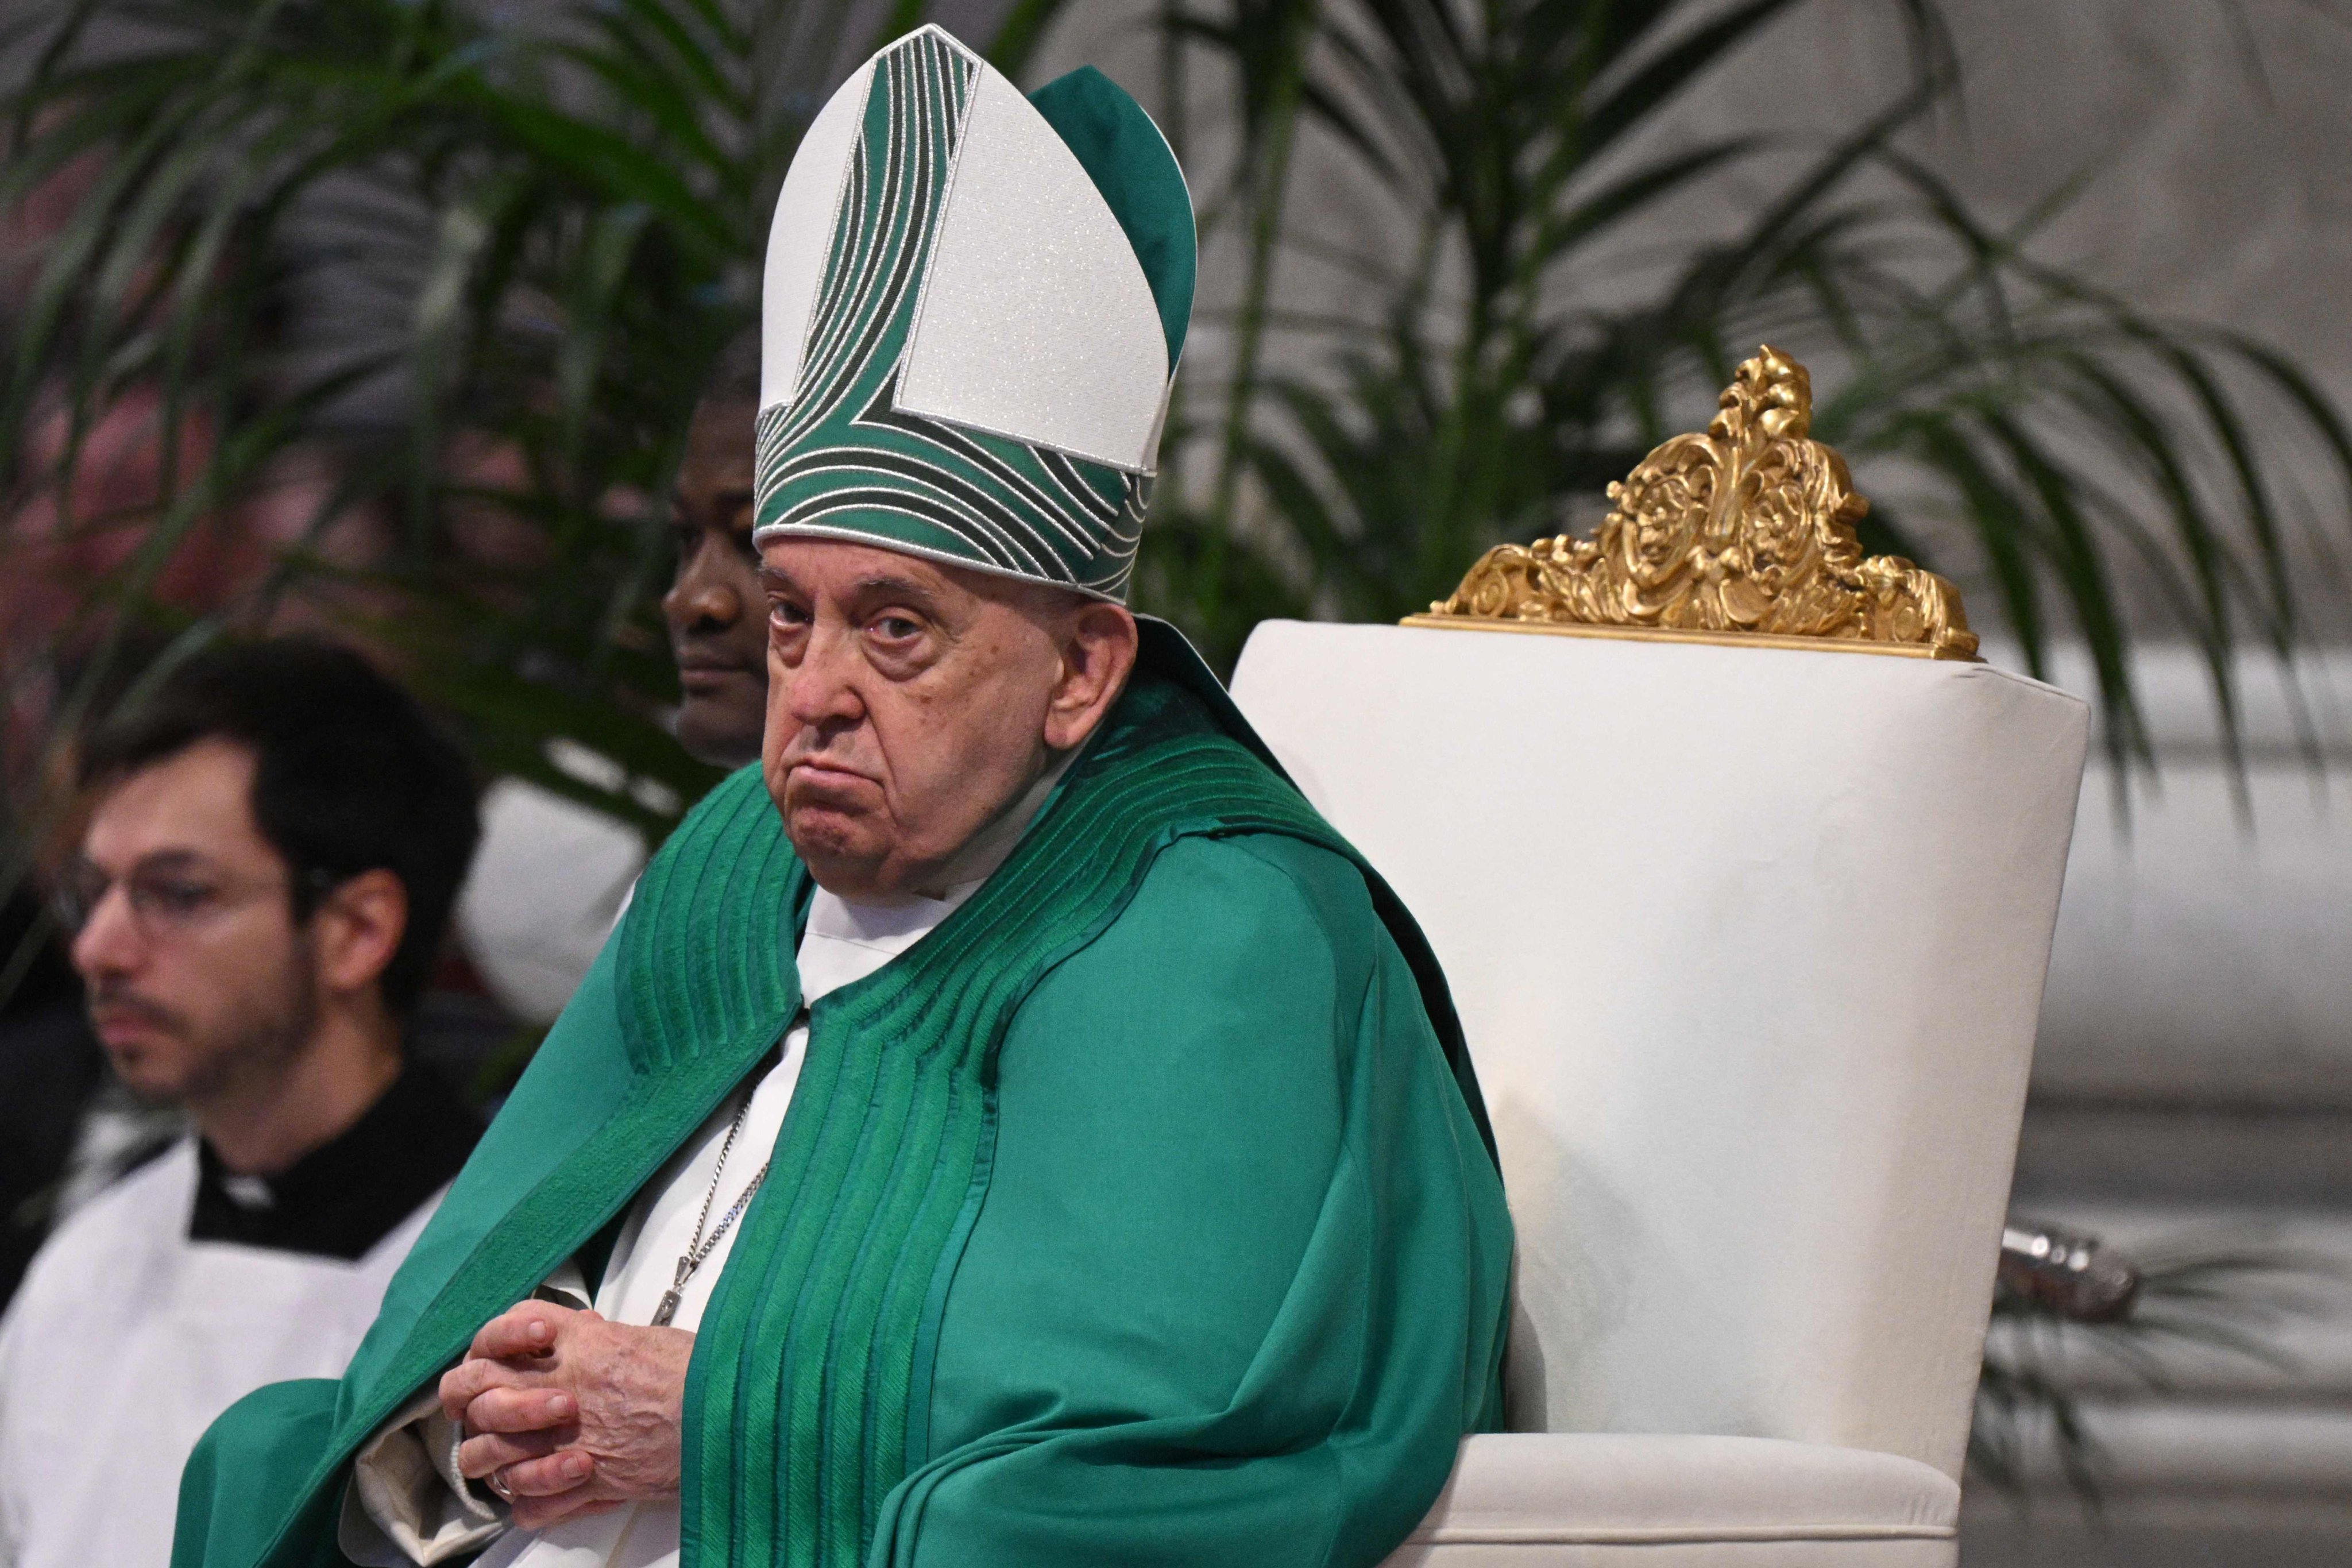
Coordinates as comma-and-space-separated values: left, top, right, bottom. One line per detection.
665, 329, 772, 772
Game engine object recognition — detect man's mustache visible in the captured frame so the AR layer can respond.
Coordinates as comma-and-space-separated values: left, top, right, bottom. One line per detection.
87, 981, 187, 1035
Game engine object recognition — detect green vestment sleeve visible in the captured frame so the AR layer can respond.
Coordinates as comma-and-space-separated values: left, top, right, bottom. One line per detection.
876, 833, 1512, 1568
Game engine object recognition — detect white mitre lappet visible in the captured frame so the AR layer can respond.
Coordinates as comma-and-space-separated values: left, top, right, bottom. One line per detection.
752, 22, 1195, 603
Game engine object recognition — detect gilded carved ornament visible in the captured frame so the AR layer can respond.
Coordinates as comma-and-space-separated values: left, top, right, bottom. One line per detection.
1405, 346, 1980, 660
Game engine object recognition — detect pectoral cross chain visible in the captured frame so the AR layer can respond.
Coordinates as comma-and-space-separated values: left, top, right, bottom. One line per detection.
647, 1099, 770, 1330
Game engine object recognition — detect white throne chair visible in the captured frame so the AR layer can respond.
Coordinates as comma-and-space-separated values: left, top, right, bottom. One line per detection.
1227, 350, 2090, 1566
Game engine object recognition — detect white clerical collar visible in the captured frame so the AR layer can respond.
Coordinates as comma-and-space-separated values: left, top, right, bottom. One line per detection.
795, 747, 1077, 1005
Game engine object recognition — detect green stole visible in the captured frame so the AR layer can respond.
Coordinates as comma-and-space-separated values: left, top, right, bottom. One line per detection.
236, 670, 1488, 1568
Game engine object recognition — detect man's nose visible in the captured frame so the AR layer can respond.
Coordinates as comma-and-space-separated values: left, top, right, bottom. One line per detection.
782, 624, 866, 729
69, 884, 143, 980
663, 543, 741, 631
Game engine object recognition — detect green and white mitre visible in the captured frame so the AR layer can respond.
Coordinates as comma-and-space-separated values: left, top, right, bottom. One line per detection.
753, 25, 1192, 601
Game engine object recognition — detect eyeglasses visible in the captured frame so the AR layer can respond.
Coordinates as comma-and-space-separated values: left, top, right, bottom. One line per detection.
52, 856, 334, 941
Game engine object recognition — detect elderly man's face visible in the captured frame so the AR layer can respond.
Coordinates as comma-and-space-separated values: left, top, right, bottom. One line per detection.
758, 539, 1137, 901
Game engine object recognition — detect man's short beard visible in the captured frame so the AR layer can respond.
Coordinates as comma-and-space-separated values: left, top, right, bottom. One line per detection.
179, 967, 319, 1106
97, 933, 323, 1109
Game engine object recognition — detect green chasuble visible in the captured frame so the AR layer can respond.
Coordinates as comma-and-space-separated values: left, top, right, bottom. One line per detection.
173, 649, 1513, 1568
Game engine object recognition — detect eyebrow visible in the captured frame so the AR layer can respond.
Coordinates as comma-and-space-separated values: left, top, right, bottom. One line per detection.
74, 848, 213, 880
756, 567, 943, 608
852, 573, 940, 603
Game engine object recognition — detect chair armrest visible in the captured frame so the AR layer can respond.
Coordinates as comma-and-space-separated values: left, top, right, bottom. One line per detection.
1382, 1434, 1958, 1565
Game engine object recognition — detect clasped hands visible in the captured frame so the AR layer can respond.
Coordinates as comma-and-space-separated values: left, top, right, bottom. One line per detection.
439, 1300, 695, 1531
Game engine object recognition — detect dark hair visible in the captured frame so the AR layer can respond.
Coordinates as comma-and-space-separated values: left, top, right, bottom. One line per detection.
78, 638, 481, 1016
702, 325, 762, 407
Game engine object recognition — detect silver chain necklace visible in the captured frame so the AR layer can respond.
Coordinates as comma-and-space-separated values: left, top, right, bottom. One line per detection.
650, 1098, 772, 1328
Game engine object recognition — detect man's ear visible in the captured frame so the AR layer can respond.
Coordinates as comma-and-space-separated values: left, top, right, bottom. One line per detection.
311, 868, 410, 999
1043, 603, 1140, 752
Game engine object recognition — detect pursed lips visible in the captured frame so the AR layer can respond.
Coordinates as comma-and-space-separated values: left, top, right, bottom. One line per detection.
785, 758, 880, 795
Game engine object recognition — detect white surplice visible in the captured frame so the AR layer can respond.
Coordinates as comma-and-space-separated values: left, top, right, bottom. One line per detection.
0, 1143, 436, 1568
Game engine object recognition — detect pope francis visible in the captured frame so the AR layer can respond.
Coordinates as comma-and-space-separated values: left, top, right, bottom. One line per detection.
172, 26, 1512, 1568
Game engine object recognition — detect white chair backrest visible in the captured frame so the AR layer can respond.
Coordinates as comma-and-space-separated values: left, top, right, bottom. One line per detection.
1230, 620, 2088, 1481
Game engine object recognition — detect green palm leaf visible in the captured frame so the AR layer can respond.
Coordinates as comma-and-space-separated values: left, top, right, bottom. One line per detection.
1148, 0, 2352, 758
1, 0, 1071, 881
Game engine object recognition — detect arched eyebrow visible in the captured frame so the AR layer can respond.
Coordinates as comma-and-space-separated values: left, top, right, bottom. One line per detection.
849, 573, 937, 603
757, 566, 944, 613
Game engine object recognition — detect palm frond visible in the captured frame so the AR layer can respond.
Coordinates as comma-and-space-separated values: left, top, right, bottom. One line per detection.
1150, 0, 2352, 731
0, 0, 1065, 861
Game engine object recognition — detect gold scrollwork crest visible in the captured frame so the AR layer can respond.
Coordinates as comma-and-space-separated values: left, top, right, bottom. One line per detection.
1405, 346, 1979, 660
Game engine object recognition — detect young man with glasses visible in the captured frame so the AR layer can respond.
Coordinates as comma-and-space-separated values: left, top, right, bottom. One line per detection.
0, 638, 485, 1568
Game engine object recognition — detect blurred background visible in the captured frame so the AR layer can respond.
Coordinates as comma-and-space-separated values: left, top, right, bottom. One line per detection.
3, 2, 2349, 1561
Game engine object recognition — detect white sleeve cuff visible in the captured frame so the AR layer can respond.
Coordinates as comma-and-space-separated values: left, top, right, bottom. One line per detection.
337, 1260, 592, 1566
339, 1390, 507, 1566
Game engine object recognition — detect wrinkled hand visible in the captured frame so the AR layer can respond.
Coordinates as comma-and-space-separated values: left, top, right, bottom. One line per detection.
438, 1300, 695, 1531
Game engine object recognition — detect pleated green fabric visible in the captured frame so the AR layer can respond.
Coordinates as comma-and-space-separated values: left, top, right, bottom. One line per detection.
616, 768, 805, 1079
669, 678, 1346, 1566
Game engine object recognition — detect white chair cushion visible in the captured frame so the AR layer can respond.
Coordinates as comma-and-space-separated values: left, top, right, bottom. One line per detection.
1380, 1434, 1959, 1567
